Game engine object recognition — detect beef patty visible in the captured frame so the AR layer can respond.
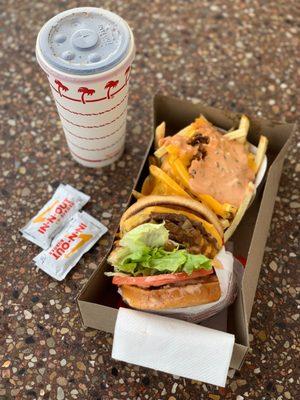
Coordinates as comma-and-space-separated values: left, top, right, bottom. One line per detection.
150, 212, 218, 258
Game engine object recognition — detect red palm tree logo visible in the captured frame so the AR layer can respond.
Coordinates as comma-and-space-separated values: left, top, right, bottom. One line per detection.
78, 87, 95, 104
55, 79, 69, 97
125, 66, 131, 84
105, 80, 119, 99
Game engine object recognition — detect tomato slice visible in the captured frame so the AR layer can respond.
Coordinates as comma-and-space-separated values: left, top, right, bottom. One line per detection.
112, 269, 213, 288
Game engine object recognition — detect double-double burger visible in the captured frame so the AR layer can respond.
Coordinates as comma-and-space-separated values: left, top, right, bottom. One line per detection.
107, 195, 223, 310
107, 114, 267, 312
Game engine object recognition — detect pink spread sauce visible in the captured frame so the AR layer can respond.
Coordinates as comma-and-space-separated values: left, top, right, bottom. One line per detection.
160, 135, 197, 161
188, 126, 255, 207
161, 125, 255, 207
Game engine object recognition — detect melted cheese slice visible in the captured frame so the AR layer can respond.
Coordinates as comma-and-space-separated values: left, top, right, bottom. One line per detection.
121, 205, 222, 248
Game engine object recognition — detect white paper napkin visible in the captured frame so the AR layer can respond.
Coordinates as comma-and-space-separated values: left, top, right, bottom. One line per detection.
112, 307, 235, 387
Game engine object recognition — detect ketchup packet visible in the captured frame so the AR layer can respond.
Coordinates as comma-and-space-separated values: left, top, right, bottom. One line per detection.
20, 184, 90, 249
34, 211, 107, 281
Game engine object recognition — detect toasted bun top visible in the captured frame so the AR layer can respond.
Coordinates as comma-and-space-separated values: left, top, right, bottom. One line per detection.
120, 195, 223, 237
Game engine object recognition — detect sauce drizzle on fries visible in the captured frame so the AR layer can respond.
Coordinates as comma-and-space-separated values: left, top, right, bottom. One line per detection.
142, 114, 268, 240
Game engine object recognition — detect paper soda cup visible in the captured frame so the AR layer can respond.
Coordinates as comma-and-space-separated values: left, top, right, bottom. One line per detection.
36, 7, 135, 167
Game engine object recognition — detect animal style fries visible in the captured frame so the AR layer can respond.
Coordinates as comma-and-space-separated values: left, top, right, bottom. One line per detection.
135, 114, 268, 241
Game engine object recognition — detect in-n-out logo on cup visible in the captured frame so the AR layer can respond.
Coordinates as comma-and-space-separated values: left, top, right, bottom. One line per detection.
50, 68, 131, 167
54, 79, 69, 97
78, 87, 95, 104
49, 221, 92, 260
51, 66, 131, 104
34, 198, 74, 234
36, 7, 135, 168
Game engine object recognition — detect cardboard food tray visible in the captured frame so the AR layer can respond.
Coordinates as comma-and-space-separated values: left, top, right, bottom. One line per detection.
77, 94, 294, 370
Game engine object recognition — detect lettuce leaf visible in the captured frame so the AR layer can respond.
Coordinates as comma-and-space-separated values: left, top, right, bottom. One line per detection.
149, 249, 187, 272
120, 222, 168, 251
108, 223, 212, 276
183, 253, 212, 274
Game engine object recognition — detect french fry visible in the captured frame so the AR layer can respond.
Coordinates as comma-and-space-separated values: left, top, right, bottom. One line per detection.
220, 219, 230, 229
164, 145, 192, 168
193, 115, 211, 130
151, 181, 183, 196
149, 165, 192, 198
154, 146, 168, 158
198, 194, 236, 219
224, 115, 249, 143
223, 128, 244, 140
165, 144, 180, 156
237, 114, 250, 143
170, 158, 191, 188
141, 175, 155, 195
161, 155, 176, 179
177, 125, 196, 138
154, 121, 166, 150
177, 115, 211, 138
154, 143, 180, 159
254, 135, 268, 173
132, 190, 144, 200
224, 182, 255, 242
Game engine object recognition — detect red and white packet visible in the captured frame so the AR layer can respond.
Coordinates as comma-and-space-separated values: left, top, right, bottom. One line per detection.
20, 184, 90, 249
34, 211, 107, 281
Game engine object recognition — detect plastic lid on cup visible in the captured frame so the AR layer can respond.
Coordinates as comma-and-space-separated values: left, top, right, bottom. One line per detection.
37, 7, 132, 75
